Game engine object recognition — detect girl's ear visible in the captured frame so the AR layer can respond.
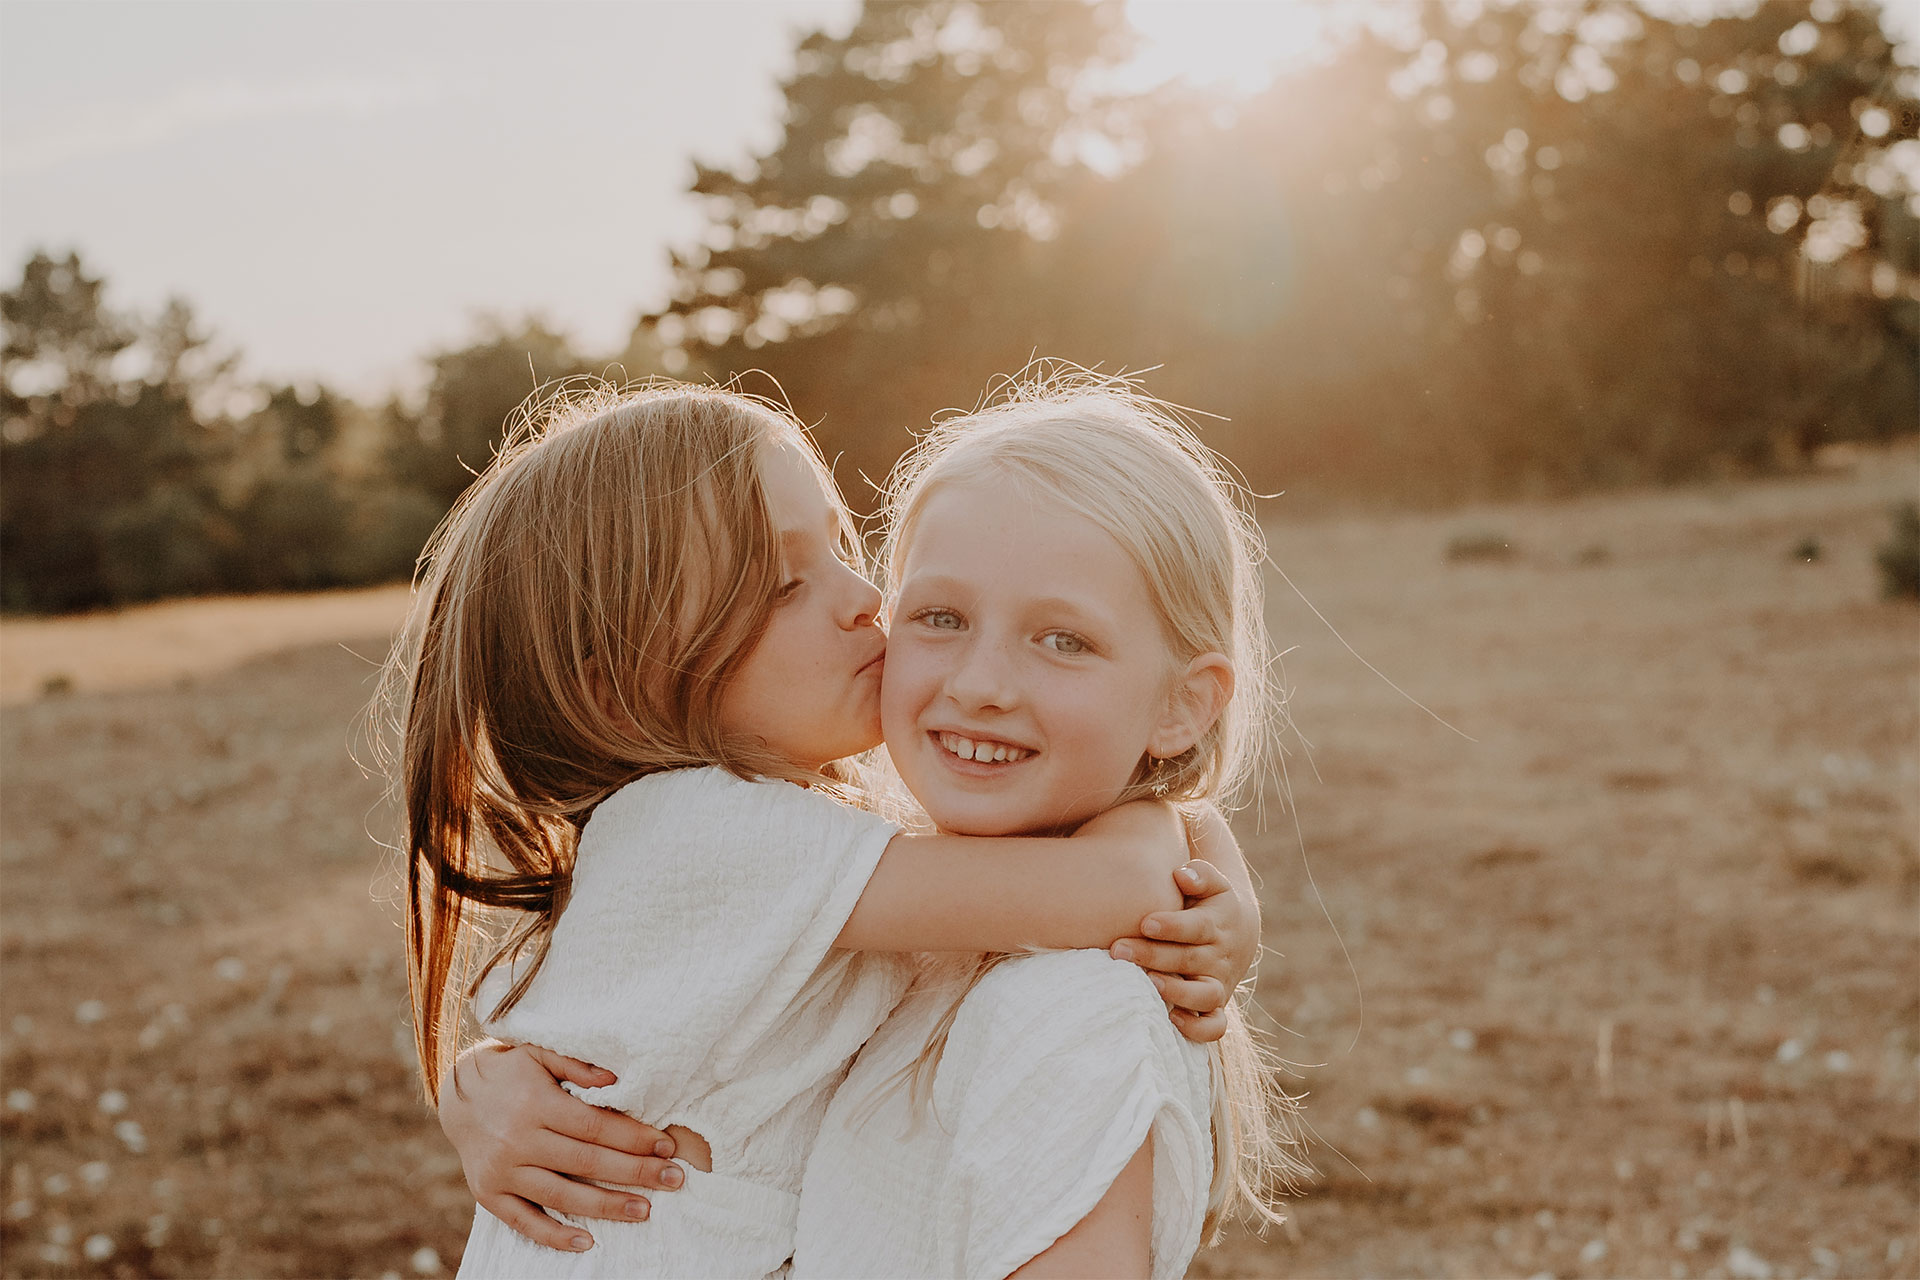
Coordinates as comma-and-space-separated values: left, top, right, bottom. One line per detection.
1148, 653, 1234, 760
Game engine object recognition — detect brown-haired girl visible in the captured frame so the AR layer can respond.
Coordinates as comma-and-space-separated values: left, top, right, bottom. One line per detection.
390, 381, 1260, 1278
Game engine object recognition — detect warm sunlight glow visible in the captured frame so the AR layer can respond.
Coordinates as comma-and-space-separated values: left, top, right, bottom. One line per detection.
1119, 0, 1332, 95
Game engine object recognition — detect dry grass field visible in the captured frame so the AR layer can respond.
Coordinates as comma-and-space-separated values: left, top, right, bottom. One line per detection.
2, 449, 1915, 1279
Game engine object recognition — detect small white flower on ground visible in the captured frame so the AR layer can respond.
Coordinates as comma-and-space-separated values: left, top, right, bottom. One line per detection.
5, 1089, 33, 1112
1580, 1238, 1608, 1264
83, 1233, 114, 1262
48, 1222, 73, 1245
5, 1199, 33, 1220
203, 1218, 224, 1237
97, 1090, 128, 1115
1728, 1244, 1774, 1279
145, 1215, 170, 1247
1776, 1038, 1804, 1063
113, 1120, 147, 1154
1824, 1050, 1852, 1073
411, 1247, 443, 1275
36, 1244, 71, 1266
1534, 1209, 1554, 1229
74, 1000, 106, 1024
1449, 1027, 1477, 1051
214, 957, 245, 982
1614, 1158, 1635, 1181
78, 1162, 109, 1191
1404, 1065, 1431, 1085
41, 1174, 70, 1196
1356, 1107, 1380, 1129
1810, 1245, 1839, 1271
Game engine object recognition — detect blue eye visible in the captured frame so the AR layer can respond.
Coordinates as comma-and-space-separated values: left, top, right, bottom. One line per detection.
1041, 631, 1089, 655
913, 608, 963, 631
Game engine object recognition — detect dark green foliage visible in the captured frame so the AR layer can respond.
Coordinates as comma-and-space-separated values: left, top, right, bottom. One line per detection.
0, 251, 452, 611
384, 320, 592, 507
1877, 501, 1920, 598
1, 253, 236, 609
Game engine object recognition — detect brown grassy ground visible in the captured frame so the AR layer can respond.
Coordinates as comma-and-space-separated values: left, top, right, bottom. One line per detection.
2, 449, 1914, 1279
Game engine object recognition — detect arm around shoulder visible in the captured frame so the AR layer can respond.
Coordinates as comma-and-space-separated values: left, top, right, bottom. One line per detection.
834, 801, 1188, 953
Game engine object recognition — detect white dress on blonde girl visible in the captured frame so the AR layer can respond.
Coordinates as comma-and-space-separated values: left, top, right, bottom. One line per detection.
791, 949, 1215, 1280
454, 767, 914, 1280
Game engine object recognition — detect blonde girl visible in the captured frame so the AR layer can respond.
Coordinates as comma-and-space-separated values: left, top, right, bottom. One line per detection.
438, 372, 1300, 1276
785, 372, 1302, 1278
393, 382, 1259, 1279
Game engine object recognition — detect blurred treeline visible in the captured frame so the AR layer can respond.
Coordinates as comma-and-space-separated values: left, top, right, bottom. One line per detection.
3, 0, 1915, 613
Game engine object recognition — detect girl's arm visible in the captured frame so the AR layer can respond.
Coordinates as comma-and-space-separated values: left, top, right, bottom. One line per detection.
1116, 804, 1262, 1043
1006, 1137, 1154, 1279
835, 799, 1189, 953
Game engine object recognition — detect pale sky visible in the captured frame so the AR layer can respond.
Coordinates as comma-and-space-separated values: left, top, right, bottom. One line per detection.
1, 1, 860, 396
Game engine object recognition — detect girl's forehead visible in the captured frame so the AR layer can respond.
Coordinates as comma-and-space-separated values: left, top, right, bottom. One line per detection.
897, 479, 1150, 607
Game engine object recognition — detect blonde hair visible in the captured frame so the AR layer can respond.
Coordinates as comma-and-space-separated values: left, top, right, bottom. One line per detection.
380, 380, 866, 1103
883, 366, 1307, 1239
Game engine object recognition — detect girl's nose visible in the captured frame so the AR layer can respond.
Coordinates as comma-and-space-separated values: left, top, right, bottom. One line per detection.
839, 563, 883, 630
946, 636, 1017, 711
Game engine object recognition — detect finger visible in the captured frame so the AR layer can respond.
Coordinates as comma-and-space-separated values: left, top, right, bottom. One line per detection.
1147, 972, 1227, 1014
524, 1044, 618, 1090
1111, 937, 1218, 976
479, 1194, 596, 1253
1170, 1005, 1229, 1044
510, 1168, 654, 1223
1173, 859, 1233, 900
1139, 906, 1220, 946
531, 1132, 686, 1191
546, 1097, 674, 1160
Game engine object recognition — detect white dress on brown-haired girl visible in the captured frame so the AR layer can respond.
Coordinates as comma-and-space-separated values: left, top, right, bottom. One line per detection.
455, 768, 914, 1279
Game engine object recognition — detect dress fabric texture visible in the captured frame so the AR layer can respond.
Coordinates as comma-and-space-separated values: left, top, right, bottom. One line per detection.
455, 768, 913, 1280
792, 949, 1215, 1280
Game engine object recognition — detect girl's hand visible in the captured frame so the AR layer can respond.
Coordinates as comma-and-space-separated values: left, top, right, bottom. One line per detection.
439, 1041, 682, 1252
1110, 808, 1262, 1045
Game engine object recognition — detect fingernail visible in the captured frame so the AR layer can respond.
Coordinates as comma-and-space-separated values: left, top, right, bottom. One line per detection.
624, 1199, 648, 1220
661, 1166, 683, 1189
1143, 918, 1165, 937
653, 1138, 675, 1158
1177, 865, 1201, 885
569, 1234, 593, 1252
1111, 943, 1135, 962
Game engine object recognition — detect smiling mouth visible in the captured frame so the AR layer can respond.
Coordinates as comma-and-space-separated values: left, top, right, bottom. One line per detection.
934, 731, 1035, 764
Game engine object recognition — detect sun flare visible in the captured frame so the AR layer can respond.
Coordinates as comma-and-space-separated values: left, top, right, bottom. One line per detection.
1120, 0, 1332, 95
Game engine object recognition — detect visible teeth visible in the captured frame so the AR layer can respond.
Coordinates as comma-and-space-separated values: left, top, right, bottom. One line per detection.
938, 733, 1031, 763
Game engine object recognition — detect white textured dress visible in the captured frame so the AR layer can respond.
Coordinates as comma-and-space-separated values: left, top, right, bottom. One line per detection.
792, 949, 1215, 1279
455, 768, 915, 1280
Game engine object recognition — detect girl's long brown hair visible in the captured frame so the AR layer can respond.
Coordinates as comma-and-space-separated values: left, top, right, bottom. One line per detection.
376, 381, 861, 1103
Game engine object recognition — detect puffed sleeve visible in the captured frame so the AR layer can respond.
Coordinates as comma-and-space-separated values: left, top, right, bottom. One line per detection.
478, 769, 901, 1117
929, 950, 1215, 1280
